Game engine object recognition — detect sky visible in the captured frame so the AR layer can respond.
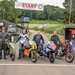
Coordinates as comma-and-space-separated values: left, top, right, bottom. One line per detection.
17, 0, 65, 8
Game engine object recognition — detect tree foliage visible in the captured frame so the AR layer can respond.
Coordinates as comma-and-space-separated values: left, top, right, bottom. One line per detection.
63, 0, 75, 23
0, 0, 65, 23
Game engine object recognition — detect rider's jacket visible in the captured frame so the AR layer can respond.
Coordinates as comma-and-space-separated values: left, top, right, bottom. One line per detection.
0, 32, 9, 49
33, 34, 44, 45
51, 35, 60, 45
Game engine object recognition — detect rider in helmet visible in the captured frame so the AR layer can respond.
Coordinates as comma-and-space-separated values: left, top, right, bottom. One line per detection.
33, 32, 44, 51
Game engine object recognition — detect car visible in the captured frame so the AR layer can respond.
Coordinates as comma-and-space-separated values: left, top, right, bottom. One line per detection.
8, 24, 17, 33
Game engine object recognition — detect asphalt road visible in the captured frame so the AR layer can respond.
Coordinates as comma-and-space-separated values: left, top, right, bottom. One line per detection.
0, 56, 75, 64
0, 65, 75, 75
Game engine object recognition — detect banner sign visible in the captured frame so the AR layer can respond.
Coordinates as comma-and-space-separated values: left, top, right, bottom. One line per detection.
15, 2, 44, 11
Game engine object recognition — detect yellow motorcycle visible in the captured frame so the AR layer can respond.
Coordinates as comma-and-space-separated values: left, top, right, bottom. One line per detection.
29, 40, 38, 63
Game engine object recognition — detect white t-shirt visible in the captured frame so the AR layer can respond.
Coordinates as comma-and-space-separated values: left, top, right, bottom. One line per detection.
19, 33, 28, 44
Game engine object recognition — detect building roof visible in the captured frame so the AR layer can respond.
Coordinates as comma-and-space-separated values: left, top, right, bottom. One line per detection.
64, 24, 75, 28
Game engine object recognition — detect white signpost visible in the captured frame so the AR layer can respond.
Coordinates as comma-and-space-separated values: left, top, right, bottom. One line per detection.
15, 2, 44, 11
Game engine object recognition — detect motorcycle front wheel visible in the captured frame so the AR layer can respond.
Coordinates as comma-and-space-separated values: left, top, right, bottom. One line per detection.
30, 51, 37, 63
65, 53, 74, 63
49, 52, 55, 63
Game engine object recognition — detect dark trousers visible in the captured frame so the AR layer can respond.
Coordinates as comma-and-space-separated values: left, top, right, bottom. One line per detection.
0, 49, 7, 59
0, 50, 2, 59
0, 42, 8, 59
19, 50, 24, 59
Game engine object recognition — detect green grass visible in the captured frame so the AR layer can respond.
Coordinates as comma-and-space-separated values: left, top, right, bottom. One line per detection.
17, 20, 65, 34
30, 20, 63, 24
29, 23, 65, 34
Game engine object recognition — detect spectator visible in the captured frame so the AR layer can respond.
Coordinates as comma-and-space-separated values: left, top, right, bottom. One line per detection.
0, 26, 9, 59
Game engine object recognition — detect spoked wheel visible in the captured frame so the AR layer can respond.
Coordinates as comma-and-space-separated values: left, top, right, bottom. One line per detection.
30, 51, 37, 63
49, 52, 55, 63
65, 53, 74, 63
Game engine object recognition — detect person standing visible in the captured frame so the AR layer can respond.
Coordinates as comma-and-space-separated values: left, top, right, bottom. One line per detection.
51, 31, 60, 46
0, 26, 9, 59
51, 31, 61, 55
16, 29, 30, 59
0, 27, 3, 59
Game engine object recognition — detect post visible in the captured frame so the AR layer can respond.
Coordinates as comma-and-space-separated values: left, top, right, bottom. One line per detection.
69, 0, 72, 24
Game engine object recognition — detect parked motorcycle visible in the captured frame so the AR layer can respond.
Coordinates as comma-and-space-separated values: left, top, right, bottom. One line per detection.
38, 41, 55, 63
8, 34, 19, 61
55, 40, 74, 63
64, 41, 74, 63
8, 42, 16, 61
23, 40, 38, 63
29, 41, 38, 63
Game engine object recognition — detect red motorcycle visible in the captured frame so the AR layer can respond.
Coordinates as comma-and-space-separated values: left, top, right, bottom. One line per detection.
64, 41, 74, 63
55, 40, 74, 63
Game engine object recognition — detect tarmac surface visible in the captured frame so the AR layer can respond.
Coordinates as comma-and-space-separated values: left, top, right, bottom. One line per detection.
0, 55, 75, 64
0, 65, 75, 75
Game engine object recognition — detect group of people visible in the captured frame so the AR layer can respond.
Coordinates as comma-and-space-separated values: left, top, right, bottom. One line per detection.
0, 26, 75, 60
16, 29, 61, 59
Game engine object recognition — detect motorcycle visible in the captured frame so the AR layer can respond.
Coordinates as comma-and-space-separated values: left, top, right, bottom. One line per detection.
8, 34, 19, 61
8, 42, 16, 61
55, 40, 74, 63
64, 41, 74, 63
23, 40, 38, 63
38, 41, 55, 63
29, 41, 38, 63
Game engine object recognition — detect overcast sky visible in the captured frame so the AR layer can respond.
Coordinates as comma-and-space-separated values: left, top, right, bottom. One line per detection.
17, 0, 65, 8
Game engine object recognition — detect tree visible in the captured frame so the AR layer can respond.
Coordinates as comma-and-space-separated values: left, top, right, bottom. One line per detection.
63, 0, 75, 23
0, 0, 21, 23
43, 5, 65, 21
0, 0, 65, 23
